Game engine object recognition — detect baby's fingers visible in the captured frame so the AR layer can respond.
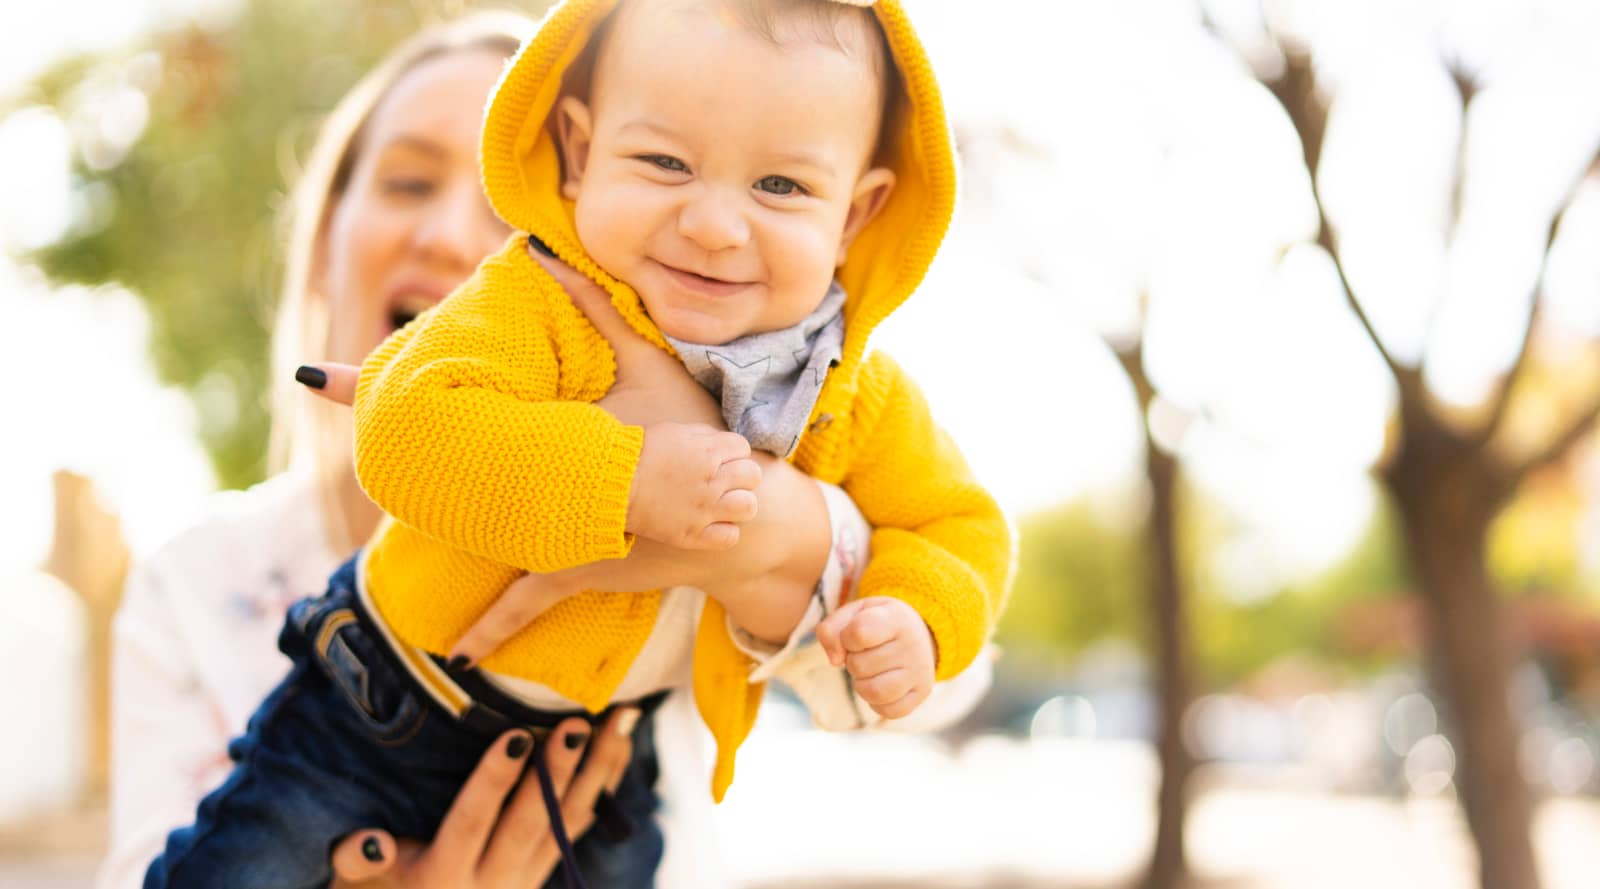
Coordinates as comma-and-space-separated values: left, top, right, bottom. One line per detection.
843, 641, 903, 681
714, 487, 759, 525
837, 598, 899, 653
684, 521, 741, 551
870, 685, 928, 720
854, 667, 917, 709
715, 456, 762, 494
815, 599, 869, 666
450, 573, 574, 667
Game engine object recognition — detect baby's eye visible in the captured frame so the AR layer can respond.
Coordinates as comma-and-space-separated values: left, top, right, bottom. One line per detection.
755, 175, 801, 196
641, 155, 688, 173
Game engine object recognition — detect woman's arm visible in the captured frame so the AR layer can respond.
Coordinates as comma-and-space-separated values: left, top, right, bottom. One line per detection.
99, 567, 234, 889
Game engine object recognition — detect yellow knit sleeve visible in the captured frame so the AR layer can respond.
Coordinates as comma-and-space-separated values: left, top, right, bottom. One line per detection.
841, 352, 1014, 682
353, 249, 641, 573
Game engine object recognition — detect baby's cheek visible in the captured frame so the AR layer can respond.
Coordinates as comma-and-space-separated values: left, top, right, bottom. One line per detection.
762, 229, 835, 298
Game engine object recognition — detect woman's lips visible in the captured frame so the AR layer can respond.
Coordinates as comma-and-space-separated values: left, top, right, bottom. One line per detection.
384, 286, 448, 330
657, 262, 751, 298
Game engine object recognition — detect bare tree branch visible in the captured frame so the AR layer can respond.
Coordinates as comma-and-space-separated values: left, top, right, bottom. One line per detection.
1477, 153, 1600, 446
1311, 206, 1412, 387
1258, 42, 1413, 394
1410, 58, 1477, 388
1443, 61, 1479, 240
1509, 396, 1600, 485
1475, 279, 1542, 447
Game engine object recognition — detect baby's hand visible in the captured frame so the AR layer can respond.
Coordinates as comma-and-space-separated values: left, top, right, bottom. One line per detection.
628, 422, 761, 550
815, 597, 936, 720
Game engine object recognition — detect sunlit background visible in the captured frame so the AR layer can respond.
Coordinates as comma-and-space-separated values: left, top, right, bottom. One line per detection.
4, 0, 1600, 887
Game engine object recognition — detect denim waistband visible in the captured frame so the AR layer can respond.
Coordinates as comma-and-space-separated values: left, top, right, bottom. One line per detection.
337, 553, 668, 739
327, 554, 661, 889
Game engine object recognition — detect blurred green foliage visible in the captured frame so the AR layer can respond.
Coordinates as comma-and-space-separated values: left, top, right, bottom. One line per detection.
1000, 476, 1411, 687
15, 0, 531, 488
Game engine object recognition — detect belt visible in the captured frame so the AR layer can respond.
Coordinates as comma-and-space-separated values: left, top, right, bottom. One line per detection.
347, 561, 666, 889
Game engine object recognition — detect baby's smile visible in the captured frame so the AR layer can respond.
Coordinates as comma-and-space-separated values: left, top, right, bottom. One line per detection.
653, 260, 755, 298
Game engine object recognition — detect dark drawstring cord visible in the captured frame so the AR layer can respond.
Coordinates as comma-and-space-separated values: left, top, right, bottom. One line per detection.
531, 739, 588, 889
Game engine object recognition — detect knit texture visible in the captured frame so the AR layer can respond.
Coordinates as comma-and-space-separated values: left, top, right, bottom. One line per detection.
356, 244, 654, 705
360, 0, 1011, 802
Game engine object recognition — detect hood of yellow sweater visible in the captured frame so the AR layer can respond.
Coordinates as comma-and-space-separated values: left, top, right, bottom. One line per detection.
479, 0, 956, 379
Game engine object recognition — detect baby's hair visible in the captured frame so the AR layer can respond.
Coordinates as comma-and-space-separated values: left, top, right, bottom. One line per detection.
564, 0, 899, 161
725, 0, 899, 157
722, 0, 888, 76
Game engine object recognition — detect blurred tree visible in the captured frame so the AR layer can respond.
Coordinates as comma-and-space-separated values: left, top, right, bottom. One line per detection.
13, 0, 514, 489
1114, 336, 1195, 889
1225, 19, 1600, 889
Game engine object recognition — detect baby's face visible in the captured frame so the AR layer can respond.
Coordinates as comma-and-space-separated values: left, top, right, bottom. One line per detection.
557, 0, 894, 345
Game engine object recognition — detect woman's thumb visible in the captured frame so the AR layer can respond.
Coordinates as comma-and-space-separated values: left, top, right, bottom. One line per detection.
330, 829, 397, 884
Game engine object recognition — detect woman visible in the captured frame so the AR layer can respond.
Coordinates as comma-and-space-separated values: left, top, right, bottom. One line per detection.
98, 14, 623, 888
100, 12, 839, 887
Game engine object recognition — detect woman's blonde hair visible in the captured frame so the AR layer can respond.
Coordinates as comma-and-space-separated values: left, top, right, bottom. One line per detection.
266, 10, 533, 535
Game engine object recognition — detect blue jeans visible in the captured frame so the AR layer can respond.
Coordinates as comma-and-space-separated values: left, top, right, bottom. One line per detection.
143, 557, 664, 889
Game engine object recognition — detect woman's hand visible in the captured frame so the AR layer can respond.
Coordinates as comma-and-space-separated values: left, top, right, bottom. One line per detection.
527, 250, 726, 431
327, 711, 637, 888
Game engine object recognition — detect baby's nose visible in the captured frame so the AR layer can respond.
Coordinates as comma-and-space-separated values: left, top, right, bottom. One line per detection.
676, 188, 750, 252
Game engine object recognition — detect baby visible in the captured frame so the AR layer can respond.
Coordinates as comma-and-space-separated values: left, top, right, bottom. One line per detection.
145, 1, 1011, 887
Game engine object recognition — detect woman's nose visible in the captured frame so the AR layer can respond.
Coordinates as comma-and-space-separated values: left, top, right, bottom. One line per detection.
412, 181, 503, 269
676, 188, 750, 253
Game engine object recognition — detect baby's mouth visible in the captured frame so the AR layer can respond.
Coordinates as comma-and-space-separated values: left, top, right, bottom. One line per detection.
659, 262, 751, 297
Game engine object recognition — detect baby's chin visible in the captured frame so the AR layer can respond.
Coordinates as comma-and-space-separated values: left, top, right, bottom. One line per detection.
639, 300, 744, 347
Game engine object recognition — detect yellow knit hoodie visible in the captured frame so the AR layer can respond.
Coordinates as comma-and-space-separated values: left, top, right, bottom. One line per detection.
354, 0, 1012, 800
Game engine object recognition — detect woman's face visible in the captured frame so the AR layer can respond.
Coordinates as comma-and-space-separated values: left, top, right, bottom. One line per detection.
319, 49, 511, 365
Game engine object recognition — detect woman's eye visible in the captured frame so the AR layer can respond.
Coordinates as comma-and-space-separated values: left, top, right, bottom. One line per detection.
382, 177, 434, 197
643, 155, 688, 173
756, 175, 800, 196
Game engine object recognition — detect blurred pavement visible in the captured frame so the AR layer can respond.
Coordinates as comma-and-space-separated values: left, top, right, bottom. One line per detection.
8, 730, 1600, 889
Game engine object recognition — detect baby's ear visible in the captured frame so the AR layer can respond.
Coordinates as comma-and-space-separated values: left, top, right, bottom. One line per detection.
836, 166, 895, 265
554, 96, 595, 201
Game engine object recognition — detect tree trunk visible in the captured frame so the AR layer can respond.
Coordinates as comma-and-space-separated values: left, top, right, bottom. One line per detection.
1143, 439, 1193, 889
1387, 436, 1540, 889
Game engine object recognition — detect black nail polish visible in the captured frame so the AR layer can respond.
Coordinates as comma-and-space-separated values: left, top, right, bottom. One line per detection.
506, 734, 531, 759
446, 655, 470, 672
564, 731, 590, 751
528, 234, 557, 257
294, 365, 327, 390
361, 836, 383, 863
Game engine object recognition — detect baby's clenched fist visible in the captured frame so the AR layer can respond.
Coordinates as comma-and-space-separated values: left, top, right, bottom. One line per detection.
815, 596, 936, 721
627, 422, 761, 550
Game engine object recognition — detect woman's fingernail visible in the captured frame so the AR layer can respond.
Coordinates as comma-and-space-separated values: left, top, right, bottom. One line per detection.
564, 730, 590, 751
528, 234, 557, 257
361, 836, 383, 863
294, 365, 327, 389
506, 733, 531, 759
613, 707, 641, 737
446, 655, 470, 672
